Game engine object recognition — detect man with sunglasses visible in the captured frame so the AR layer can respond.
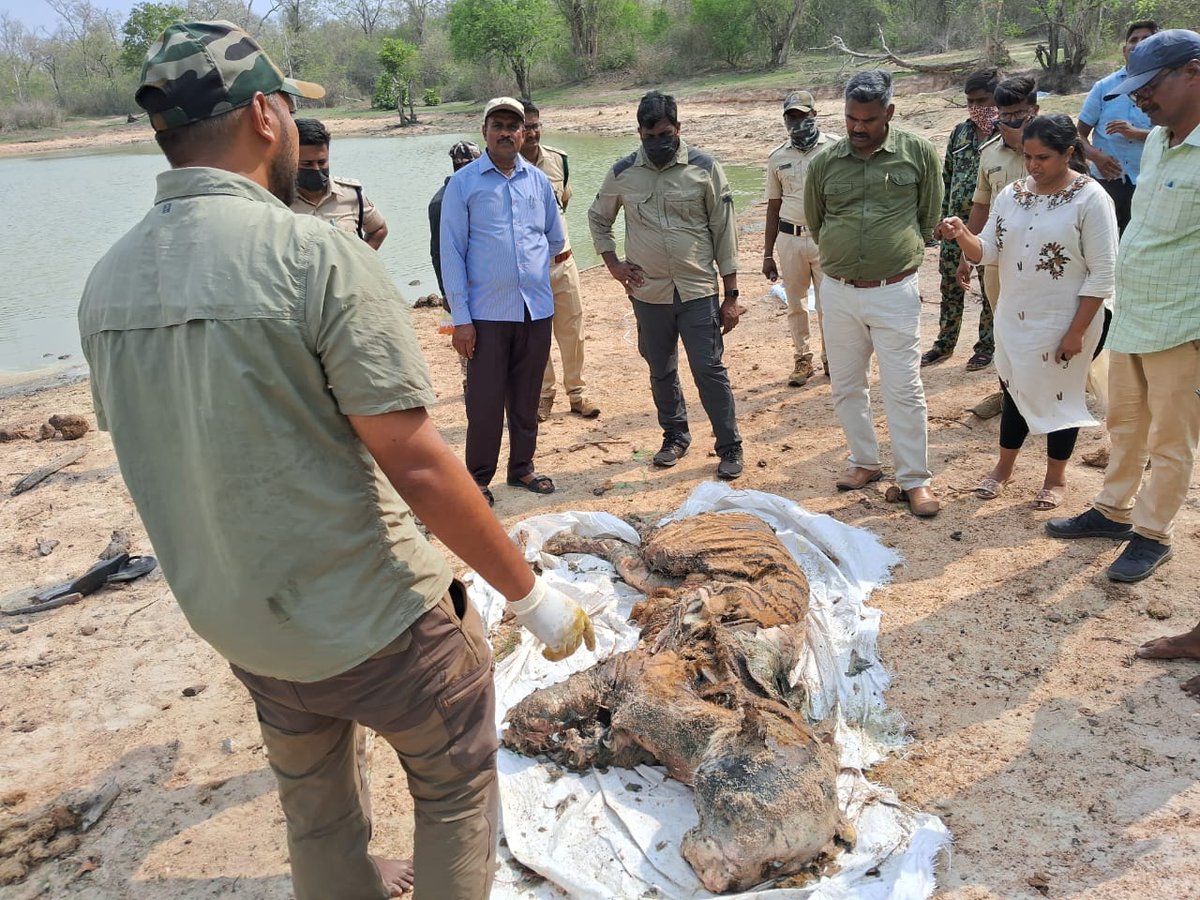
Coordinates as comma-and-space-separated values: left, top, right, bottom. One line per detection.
1048, 30, 1200, 589
1078, 20, 1158, 234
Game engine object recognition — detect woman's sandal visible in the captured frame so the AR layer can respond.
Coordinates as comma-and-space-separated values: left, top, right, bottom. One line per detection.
507, 474, 555, 495
1031, 488, 1064, 510
973, 476, 1010, 500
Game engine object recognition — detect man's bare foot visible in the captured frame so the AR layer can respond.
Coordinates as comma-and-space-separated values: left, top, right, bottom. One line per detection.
372, 856, 414, 896
1136, 624, 1200, 661
1182, 675, 1200, 700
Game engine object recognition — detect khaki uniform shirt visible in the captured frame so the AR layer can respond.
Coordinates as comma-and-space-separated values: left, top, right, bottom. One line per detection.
588, 140, 738, 304
804, 127, 943, 281
972, 135, 1026, 207
80, 168, 451, 682
532, 143, 572, 252
765, 133, 832, 225
291, 175, 386, 239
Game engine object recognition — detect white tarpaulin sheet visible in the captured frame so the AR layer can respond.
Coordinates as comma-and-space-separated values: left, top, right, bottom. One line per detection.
466, 483, 950, 899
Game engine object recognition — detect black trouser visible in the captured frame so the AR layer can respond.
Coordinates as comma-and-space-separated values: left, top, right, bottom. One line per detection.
1098, 177, 1136, 235
999, 308, 1112, 459
464, 312, 552, 486
631, 292, 741, 454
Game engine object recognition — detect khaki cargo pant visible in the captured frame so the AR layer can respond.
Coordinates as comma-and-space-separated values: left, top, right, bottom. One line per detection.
541, 252, 587, 403
231, 583, 498, 900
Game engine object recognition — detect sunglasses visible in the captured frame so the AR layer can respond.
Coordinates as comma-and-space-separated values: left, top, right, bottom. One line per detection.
998, 113, 1032, 129
1130, 67, 1176, 103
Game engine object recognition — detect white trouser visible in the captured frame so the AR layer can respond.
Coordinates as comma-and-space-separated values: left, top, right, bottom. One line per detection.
822, 274, 931, 489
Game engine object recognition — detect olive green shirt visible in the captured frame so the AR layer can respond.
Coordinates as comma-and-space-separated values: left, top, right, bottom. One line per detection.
588, 140, 738, 304
79, 168, 452, 682
804, 127, 943, 281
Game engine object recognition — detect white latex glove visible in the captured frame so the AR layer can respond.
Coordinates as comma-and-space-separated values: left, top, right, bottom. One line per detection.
510, 575, 596, 662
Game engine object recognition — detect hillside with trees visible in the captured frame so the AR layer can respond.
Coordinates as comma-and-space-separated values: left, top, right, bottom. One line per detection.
0, 0, 1196, 131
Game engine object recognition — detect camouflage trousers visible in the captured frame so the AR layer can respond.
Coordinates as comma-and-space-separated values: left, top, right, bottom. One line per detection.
932, 240, 994, 357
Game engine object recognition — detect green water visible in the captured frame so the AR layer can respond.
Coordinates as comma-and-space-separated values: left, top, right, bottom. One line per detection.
0, 132, 762, 376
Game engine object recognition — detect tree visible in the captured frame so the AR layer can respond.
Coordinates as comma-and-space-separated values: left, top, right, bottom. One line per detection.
120, 2, 186, 70
690, 0, 754, 67
447, 0, 554, 101
1032, 0, 1111, 90
0, 13, 41, 102
377, 36, 420, 123
750, 0, 809, 67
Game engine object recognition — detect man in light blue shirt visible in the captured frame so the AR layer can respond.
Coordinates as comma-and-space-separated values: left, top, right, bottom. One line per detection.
1078, 19, 1158, 232
440, 97, 565, 503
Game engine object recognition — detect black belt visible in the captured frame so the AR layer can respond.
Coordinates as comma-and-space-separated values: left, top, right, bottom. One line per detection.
778, 220, 808, 235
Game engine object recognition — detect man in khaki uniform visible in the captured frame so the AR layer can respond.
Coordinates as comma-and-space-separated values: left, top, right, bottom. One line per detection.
290, 117, 389, 249
588, 91, 744, 480
79, 21, 593, 900
763, 90, 831, 387
519, 101, 600, 421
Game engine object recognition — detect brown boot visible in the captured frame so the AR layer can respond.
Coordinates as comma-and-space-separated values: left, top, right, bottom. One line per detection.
569, 397, 601, 418
537, 396, 554, 422
788, 356, 815, 387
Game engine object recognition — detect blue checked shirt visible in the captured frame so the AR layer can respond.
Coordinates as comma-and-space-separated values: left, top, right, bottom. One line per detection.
440, 150, 565, 325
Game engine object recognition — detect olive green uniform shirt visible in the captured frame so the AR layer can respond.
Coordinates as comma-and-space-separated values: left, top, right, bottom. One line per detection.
291, 175, 386, 239
532, 143, 572, 252
79, 168, 451, 682
588, 140, 738, 304
804, 127, 943, 281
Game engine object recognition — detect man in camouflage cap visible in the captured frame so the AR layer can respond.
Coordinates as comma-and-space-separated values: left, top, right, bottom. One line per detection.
79, 20, 593, 900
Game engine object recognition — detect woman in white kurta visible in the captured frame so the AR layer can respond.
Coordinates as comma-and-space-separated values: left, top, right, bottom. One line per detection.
939, 114, 1118, 509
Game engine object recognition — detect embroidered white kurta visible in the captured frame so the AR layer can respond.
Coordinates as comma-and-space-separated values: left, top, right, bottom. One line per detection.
978, 175, 1118, 435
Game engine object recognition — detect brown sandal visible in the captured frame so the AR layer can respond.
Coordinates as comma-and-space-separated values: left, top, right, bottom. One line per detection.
1030, 488, 1064, 510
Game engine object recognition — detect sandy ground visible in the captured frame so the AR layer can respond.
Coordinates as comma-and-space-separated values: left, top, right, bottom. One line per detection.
2, 91, 1199, 899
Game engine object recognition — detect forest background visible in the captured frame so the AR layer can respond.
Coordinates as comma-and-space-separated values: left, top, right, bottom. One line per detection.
0, 0, 1198, 135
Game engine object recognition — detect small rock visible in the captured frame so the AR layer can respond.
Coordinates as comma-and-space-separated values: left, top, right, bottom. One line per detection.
593, 479, 614, 497
1082, 445, 1109, 469
9, 624, 29, 634
1146, 598, 1172, 620
79, 624, 98, 636
1, 790, 26, 807
0, 427, 30, 442
48, 414, 89, 440
950, 530, 963, 541
39, 423, 56, 441
182, 684, 207, 697
1027, 871, 1050, 895
756, 459, 767, 468
884, 485, 904, 503
221, 738, 235, 754
36, 539, 59, 556
99, 530, 131, 560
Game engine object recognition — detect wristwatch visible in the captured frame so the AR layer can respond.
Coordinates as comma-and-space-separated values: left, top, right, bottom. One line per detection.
724, 290, 740, 301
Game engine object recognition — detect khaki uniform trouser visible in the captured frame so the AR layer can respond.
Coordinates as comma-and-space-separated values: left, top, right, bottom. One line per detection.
1092, 342, 1200, 544
232, 582, 498, 900
777, 230, 826, 365
541, 253, 587, 402
982, 265, 999, 313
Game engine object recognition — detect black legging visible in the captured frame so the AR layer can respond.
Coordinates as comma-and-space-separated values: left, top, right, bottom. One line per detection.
999, 308, 1112, 460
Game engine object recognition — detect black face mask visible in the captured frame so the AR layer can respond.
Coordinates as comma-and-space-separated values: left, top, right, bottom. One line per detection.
296, 167, 330, 193
642, 135, 678, 167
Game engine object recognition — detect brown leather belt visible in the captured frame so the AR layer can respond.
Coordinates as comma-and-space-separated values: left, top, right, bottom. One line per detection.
778, 220, 807, 235
827, 266, 918, 289
553, 248, 573, 264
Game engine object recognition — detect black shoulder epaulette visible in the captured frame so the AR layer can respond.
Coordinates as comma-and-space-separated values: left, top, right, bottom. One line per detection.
686, 146, 715, 172
612, 151, 639, 178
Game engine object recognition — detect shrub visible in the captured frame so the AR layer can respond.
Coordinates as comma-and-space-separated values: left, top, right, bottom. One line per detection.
424, 87, 441, 105
0, 100, 64, 131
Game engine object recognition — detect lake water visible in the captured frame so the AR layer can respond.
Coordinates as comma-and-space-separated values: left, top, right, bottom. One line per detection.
0, 132, 763, 377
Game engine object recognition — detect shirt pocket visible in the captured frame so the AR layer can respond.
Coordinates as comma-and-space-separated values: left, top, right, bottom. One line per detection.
627, 191, 658, 227
664, 185, 707, 230
1154, 178, 1200, 234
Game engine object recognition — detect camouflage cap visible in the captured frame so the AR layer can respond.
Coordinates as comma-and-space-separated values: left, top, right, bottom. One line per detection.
783, 91, 815, 113
449, 140, 481, 161
136, 20, 324, 132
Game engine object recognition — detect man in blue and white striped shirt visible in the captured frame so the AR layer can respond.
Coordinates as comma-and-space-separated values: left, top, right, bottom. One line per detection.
440, 97, 565, 504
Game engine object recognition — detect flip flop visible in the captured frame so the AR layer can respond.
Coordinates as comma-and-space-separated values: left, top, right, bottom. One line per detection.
973, 477, 1010, 500
507, 474, 555, 495
480, 486, 495, 507
105, 555, 158, 583
34, 553, 130, 603
1031, 488, 1064, 510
